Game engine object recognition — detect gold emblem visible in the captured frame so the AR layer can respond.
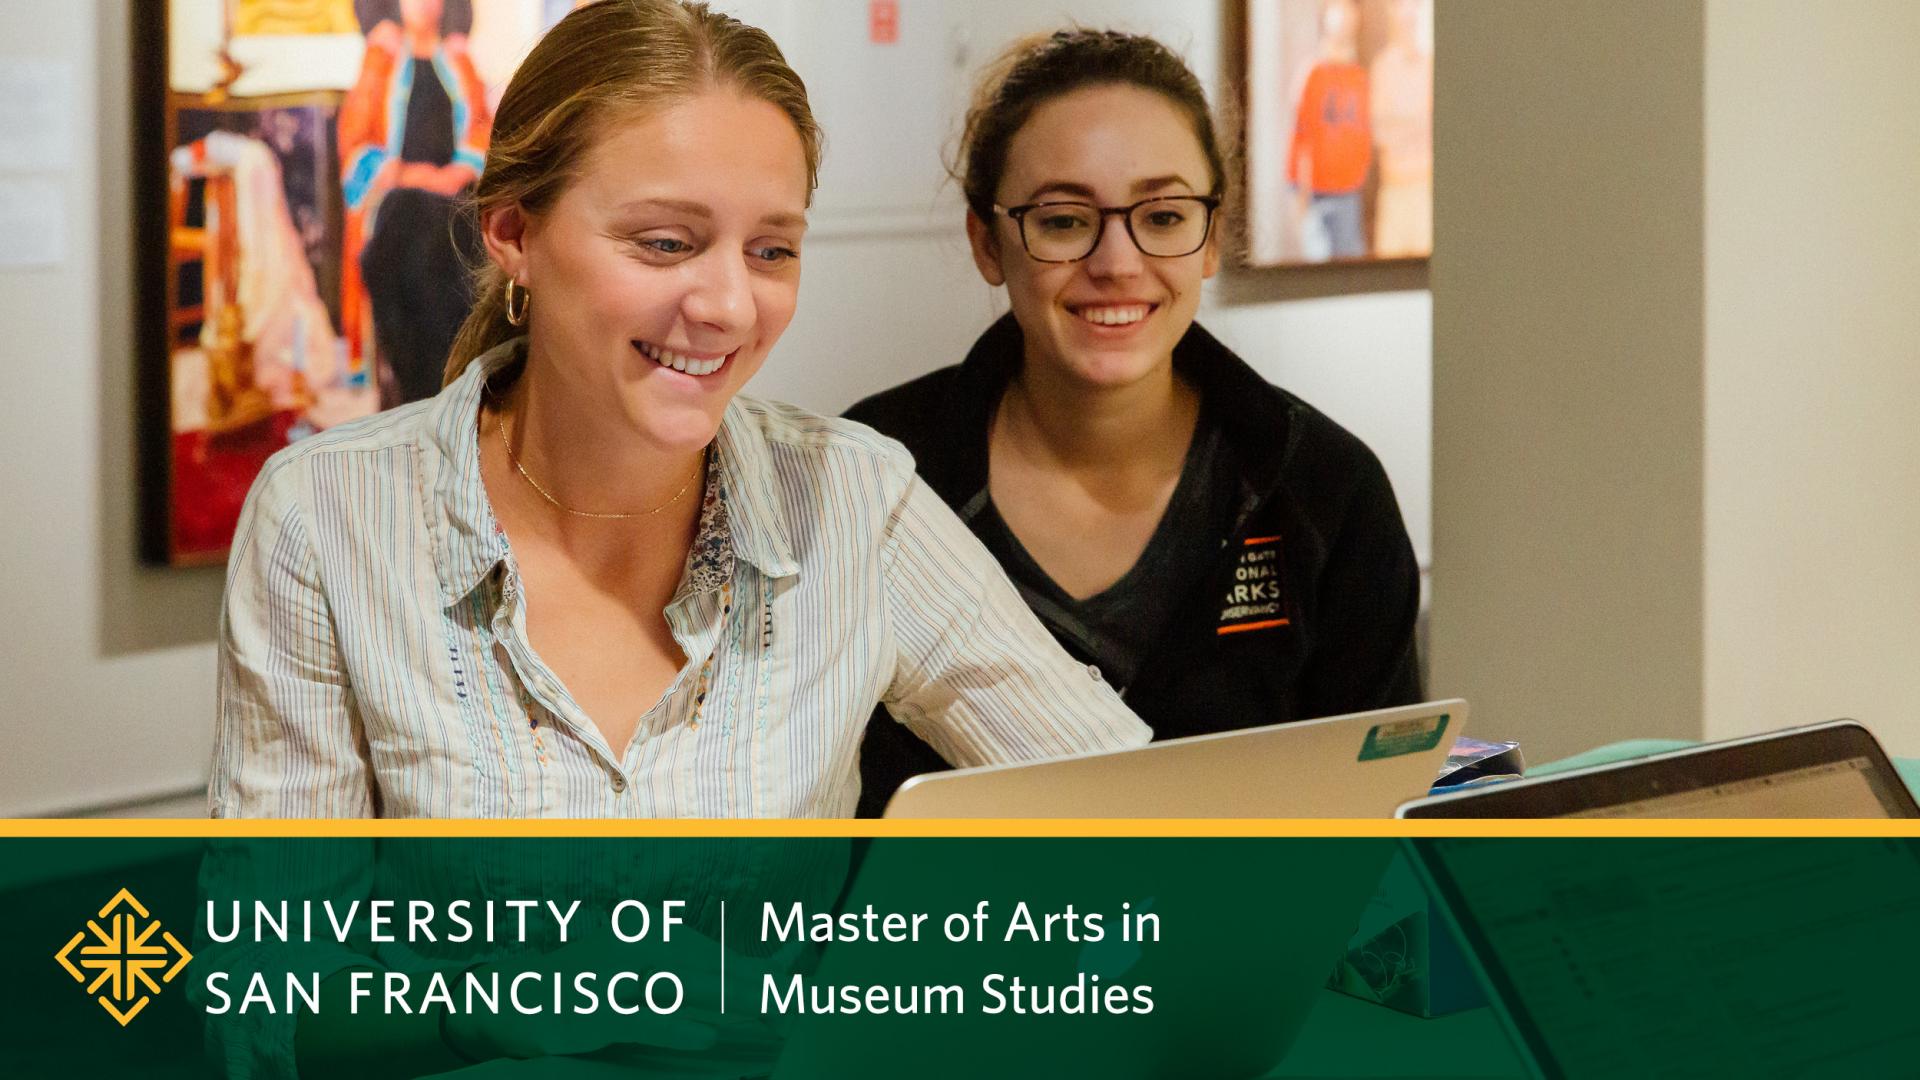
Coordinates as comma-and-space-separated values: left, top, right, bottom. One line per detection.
54, 888, 194, 1026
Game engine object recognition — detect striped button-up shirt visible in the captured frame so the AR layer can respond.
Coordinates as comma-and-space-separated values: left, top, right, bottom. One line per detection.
212, 339, 1149, 817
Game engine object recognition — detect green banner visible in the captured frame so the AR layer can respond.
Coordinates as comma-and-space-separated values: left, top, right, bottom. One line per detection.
6, 837, 1918, 1078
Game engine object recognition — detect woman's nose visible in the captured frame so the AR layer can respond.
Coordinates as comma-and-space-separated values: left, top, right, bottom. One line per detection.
1084, 213, 1145, 278
682, 252, 754, 334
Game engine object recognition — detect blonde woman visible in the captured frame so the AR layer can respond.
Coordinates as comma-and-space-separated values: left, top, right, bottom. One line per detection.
213, 0, 1147, 821
204, 3, 1147, 1074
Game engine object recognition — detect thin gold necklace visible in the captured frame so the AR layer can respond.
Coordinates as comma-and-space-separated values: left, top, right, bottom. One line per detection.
493, 404, 702, 520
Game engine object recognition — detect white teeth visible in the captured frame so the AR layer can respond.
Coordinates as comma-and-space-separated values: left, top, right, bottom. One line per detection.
639, 341, 728, 376
1076, 305, 1149, 326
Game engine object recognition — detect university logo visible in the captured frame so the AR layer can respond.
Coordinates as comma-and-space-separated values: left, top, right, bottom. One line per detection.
54, 888, 194, 1026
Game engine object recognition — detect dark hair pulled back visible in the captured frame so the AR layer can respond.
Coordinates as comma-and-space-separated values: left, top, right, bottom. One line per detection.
956, 28, 1228, 222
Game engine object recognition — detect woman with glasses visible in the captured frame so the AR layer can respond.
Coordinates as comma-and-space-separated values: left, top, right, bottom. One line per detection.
847, 29, 1423, 815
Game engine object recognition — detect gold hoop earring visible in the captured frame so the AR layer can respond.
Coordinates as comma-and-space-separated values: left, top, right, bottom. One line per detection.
504, 278, 529, 327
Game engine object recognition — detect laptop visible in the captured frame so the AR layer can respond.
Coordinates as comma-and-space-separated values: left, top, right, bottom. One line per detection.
1396, 719, 1920, 818
1400, 721, 1920, 1077
769, 836, 1393, 1079
884, 700, 1467, 818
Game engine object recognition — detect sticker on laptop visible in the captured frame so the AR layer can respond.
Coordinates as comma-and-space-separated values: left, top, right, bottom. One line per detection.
1358, 713, 1451, 761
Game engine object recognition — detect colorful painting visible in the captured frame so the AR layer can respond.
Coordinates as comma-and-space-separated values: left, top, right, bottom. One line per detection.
1239, 0, 1433, 268
140, 0, 571, 565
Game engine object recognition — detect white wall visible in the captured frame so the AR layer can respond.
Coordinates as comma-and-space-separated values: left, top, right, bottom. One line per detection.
1702, 0, 1920, 755
0, 0, 1431, 815
1, 0, 225, 816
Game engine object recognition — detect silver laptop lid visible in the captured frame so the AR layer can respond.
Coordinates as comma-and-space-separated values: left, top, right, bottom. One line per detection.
885, 699, 1466, 818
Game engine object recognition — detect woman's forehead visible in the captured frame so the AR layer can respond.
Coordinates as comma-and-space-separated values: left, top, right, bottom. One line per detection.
567, 92, 811, 219
1002, 85, 1210, 199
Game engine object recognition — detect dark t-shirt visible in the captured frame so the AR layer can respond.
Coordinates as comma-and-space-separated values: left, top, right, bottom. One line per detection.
400, 57, 454, 166
971, 415, 1240, 693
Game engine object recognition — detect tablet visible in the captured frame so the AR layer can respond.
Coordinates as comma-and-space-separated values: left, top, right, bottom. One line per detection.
1405, 827, 1920, 1076
1396, 720, 1919, 818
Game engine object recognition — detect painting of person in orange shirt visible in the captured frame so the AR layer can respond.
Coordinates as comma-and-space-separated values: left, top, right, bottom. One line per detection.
338, 0, 491, 405
1286, 0, 1370, 261
1243, 0, 1433, 267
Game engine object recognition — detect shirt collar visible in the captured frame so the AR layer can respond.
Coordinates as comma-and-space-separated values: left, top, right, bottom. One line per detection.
422, 338, 799, 608
714, 398, 799, 579
425, 338, 518, 607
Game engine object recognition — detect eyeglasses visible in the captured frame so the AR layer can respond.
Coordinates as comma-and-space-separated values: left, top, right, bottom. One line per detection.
993, 195, 1222, 263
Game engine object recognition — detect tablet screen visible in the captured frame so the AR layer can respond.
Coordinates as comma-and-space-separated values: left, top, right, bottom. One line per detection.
1417, 836, 1920, 1077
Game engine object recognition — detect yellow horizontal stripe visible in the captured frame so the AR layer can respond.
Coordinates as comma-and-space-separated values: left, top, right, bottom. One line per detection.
3, 818, 1917, 838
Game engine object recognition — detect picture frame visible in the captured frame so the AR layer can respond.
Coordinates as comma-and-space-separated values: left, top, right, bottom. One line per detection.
136, 0, 556, 565
1233, 0, 1433, 270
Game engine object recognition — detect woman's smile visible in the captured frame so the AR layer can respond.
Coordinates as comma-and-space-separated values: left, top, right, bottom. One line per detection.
634, 339, 736, 377
1065, 300, 1161, 333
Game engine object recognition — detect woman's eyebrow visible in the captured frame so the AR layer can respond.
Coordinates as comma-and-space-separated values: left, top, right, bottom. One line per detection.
614, 197, 712, 217
1022, 175, 1199, 202
1023, 180, 1098, 202
1132, 174, 1197, 194
611, 198, 805, 230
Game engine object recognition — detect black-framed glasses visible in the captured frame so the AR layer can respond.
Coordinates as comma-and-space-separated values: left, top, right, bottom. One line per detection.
994, 195, 1222, 263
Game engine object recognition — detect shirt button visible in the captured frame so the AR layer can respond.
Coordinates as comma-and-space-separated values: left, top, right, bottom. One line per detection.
1087, 665, 1103, 682
610, 774, 628, 794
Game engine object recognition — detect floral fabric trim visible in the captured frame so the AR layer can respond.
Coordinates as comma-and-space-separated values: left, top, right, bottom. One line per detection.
682, 445, 733, 596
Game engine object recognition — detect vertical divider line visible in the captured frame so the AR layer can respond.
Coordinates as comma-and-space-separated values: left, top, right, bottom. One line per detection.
720, 899, 726, 1014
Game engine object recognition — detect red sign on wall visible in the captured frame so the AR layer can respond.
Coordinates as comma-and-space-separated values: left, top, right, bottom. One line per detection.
869, 0, 899, 44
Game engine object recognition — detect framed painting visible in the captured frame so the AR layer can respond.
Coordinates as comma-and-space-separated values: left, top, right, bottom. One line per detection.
136, 0, 570, 565
1236, 0, 1433, 269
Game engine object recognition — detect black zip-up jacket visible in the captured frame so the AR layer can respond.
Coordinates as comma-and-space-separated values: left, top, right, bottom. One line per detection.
845, 314, 1423, 816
